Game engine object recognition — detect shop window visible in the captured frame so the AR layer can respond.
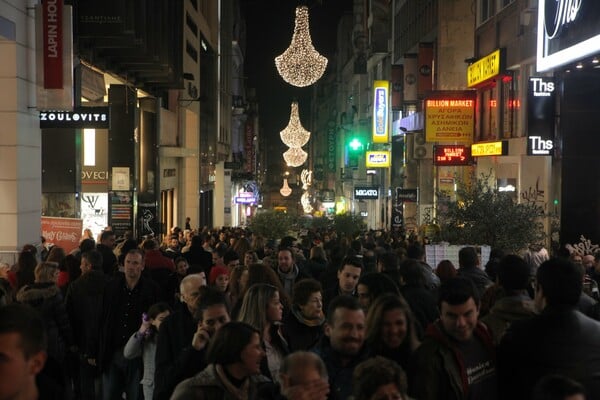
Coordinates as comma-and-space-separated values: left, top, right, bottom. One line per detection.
481, 86, 499, 141
498, 0, 515, 10
479, 0, 494, 25
502, 70, 521, 138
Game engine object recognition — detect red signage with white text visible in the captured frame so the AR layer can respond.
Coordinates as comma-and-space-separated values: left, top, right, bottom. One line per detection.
434, 145, 472, 166
42, 0, 63, 88
41, 217, 82, 253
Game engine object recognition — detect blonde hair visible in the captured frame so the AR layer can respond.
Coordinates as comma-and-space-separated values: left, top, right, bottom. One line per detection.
34, 262, 58, 283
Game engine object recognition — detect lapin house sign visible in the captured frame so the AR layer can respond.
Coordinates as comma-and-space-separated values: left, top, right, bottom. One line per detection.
39, 107, 110, 129
43, 0, 63, 89
537, 0, 600, 71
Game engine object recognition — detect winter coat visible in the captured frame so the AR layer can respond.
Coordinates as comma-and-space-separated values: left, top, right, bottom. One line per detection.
311, 336, 370, 400
171, 364, 271, 400
282, 306, 324, 351
457, 267, 493, 298
124, 330, 159, 400
410, 321, 496, 400
401, 285, 439, 335
480, 294, 537, 343
65, 270, 109, 358
16, 282, 74, 363
498, 305, 600, 400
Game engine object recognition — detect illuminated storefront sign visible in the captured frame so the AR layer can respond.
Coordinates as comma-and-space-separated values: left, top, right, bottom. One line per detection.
235, 191, 256, 204
39, 107, 110, 129
467, 49, 503, 87
471, 141, 508, 157
434, 145, 472, 166
396, 188, 418, 203
354, 187, 379, 200
425, 91, 476, 143
537, 0, 600, 71
372, 80, 390, 143
527, 77, 555, 156
365, 151, 391, 168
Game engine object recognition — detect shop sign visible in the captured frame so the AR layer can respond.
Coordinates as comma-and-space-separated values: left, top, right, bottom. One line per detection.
365, 151, 391, 168
396, 188, 418, 203
467, 49, 503, 88
235, 191, 256, 204
471, 141, 508, 157
41, 216, 82, 253
537, 0, 600, 71
425, 91, 476, 143
434, 145, 472, 166
527, 77, 555, 156
39, 107, 110, 129
372, 80, 390, 143
354, 187, 379, 200
42, 0, 63, 89
327, 128, 336, 172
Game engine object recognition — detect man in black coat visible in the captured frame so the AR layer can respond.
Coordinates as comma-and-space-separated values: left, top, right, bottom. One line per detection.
65, 250, 109, 400
96, 230, 118, 276
98, 249, 162, 400
183, 235, 213, 275
498, 258, 600, 400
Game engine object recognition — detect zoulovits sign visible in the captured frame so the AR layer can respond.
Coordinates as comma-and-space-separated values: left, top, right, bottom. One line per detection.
39, 107, 110, 129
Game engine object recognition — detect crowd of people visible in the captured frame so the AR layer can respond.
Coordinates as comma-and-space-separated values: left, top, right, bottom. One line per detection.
0, 224, 598, 400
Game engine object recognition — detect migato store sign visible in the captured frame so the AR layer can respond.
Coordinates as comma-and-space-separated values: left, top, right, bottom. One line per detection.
537, 0, 600, 71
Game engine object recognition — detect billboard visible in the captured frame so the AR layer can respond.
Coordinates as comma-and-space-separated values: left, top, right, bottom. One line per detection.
425, 91, 476, 143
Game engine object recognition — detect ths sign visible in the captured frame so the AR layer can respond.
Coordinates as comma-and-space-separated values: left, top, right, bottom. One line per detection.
527, 77, 555, 156
425, 92, 476, 143
434, 145, 471, 166
354, 187, 379, 200
537, 0, 600, 71
40, 107, 110, 129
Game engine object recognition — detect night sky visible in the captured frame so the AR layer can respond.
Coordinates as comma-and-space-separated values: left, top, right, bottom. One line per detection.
241, 0, 351, 169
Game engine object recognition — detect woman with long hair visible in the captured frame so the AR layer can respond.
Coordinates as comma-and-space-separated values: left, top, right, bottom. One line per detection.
365, 294, 420, 372
237, 283, 288, 383
171, 322, 269, 399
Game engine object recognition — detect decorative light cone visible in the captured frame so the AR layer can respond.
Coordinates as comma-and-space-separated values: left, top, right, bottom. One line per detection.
275, 6, 328, 87
280, 178, 292, 197
301, 191, 313, 213
280, 102, 311, 148
283, 147, 308, 167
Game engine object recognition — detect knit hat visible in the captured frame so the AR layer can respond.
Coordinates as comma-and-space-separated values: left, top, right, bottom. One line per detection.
209, 266, 230, 285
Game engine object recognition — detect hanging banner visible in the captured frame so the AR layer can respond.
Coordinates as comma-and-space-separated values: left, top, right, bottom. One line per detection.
403, 55, 418, 103
42, 0, 63, 88
41, 216, 82, 253
418, 43, 433, 98
391, 65, 404, 110
372, 80, 390, 143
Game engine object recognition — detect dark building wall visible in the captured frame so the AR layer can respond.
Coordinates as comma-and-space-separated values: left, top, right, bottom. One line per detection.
560, 69, 600, 245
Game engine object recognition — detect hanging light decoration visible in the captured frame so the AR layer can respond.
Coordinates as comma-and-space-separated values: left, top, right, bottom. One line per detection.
301, 169, 312, 190
301, 191, 313, 213
280, 178, 292, 197
275, 6, 328, 87
280, 102, 311, 148
283, 147, 308, 167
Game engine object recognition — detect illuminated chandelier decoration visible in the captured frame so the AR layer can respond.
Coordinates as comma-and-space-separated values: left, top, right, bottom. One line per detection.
301, 169, 312, 190
280, 178, 292, 197
301, 192, 313, 214
283, 147, 308, 167
280, 102, 311, 148
275, 6, 328, 87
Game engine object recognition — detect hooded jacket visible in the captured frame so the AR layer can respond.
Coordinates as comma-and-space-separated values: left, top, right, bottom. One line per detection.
480, 294, 537, 343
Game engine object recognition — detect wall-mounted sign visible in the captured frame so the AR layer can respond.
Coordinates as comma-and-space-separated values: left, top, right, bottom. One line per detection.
39, 107, 110, 129
396, 188, 418, 203
235, 191, 256, 204
365, 151, 391, 168
327, 127, 336, 172
425, 91, 476, 143
467, 49, 504, 88
471, 141, 508, 157
372, 80, 390, 143
354, 187, 379, 200
41, 0, 63, 89
527, 77, 555, 156
434, 145, 472, 166
537, 0, 600, 71
41, 216, 82, 253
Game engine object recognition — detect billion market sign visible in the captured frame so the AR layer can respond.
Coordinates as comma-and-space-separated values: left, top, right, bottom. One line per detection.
434, 145, 471, 166
425, 91, 476, 143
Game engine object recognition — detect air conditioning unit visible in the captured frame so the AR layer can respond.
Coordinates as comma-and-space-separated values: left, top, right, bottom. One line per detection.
412, 132, 434, 159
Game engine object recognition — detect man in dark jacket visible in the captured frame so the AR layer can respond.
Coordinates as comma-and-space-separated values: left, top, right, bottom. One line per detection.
410, 277, 497, 400
98, 249, 162, 400
311, 295, 369, 400
96, 230, 118, 276
65, 250, 109, 400
183, 234, 213, 275
322, 256, 363, 312
153, 274, 207, 400
457, 246, 493, 298
498, 258, 600, 400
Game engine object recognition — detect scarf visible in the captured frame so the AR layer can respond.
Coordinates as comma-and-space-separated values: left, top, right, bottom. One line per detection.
215, 364, 250, 400
291, 305, 325, 327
